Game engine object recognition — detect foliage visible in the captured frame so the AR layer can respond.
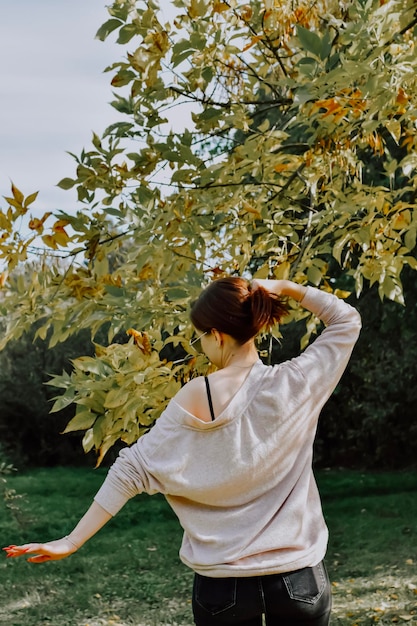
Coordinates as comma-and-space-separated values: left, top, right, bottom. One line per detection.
1, 0, 417, 462
0, 457, 16, 500
1, 276, 416, 469
0, 324, 97, 467
316, 265, 417, 469
0, 451, 27, 529
48, 331, 184, 467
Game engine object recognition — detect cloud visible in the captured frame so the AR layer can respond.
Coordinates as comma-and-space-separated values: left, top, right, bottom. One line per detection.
0, 0, 121, 213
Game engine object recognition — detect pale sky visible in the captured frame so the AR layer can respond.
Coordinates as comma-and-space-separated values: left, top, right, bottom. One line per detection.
0, 1, 126, 216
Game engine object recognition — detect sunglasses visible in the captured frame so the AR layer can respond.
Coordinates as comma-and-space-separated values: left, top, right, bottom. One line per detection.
189, 331, 208, 353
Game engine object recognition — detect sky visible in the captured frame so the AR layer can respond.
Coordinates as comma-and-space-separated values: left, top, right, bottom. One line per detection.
0, 1, 126, 216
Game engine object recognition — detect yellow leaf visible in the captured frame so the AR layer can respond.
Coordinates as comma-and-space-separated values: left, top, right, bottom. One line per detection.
334, 289, 351, 299
51, 221, 70, 246
127, 329, 152, 355
241, 201, 261, 218
386, 119, 401, 144
95, 434, 119, 467
213, 1, 229, 13
53, 218, 70, 229
391, 210, 411, 230
0, 210, 11, 231
147, 30, 169, 54
11, 182, 24, 204
274, 163, 291, 173
240, 5, 253, 21
273, 262, 290, 280
24, 190, 39, 207
189, 0, 209, 19
42, 234, 59, 250
396, 88, 408, 105
253, 264, 269, 279
0, 271, 8, 287
28, 211, 52, 233
82, 428, 95, 453
138, 264, 154, 280
242, 35, 263, 52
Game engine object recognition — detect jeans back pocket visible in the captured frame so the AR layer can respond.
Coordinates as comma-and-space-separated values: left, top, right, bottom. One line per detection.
194, 574, 237, 616
283, 561, 327, 604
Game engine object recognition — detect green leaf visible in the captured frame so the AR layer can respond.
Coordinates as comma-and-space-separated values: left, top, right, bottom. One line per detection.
104, 284, 127, 297
72, 356, 108, 375
111, 68, 136, 88
378, 275, 404, 305
50, 393, 76, 414
24, 191, 39, 207
108, 3, 130, 21
404, 255, 417, 270
307, 264, 323, 286
404, 227, 416, 252
320, 30, 332, 60
293, 86, 316, 105
165, 286, 189, 300
95, 18, 123, 42
82, 428, 95, 453
172, 39, 193, 67
117, 23, 138, 44
296, 25, 322, 58
297, 57, 318, 78
104, 388, 130, 409
333, 234, 351, 265
57, 177, 76, 190
62, 410, 97, 433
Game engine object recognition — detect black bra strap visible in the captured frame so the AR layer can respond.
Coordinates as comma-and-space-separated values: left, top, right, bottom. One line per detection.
204, 376, 216, 421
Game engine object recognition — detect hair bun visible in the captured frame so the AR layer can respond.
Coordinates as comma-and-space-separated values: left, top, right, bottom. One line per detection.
190, 277, 289, 344
249, 285, 289, 334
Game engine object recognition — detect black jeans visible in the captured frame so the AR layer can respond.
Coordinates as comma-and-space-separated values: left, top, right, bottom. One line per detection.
192, 561, 332, 626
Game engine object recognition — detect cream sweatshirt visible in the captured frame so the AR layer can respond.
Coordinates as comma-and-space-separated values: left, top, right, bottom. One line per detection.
94, 287, 361, 577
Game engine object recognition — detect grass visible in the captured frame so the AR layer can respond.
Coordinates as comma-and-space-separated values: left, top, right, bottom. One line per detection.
1, 467, 416, 626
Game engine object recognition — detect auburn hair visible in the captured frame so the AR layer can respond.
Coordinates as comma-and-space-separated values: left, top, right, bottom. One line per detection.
190, 277, 289, 344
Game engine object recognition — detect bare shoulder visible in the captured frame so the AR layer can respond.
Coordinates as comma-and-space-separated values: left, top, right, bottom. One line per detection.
174, 376, 206, 410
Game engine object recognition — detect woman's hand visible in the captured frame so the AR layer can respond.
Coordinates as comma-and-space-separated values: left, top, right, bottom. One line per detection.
3, 537, 78, 563
252, 279, 307, 302
252, 279, 288, 296
3, 501, 113, 564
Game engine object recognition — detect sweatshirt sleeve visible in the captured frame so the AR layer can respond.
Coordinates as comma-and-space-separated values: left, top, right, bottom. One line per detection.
288, 286, 361, 406
93, 409, 175, 515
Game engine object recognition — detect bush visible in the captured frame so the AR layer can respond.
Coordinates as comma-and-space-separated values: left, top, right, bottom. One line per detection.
315, 270, 417, 469
0, 326, 97, 467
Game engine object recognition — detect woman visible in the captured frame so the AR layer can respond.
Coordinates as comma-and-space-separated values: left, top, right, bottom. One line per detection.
4, 278, 361, 626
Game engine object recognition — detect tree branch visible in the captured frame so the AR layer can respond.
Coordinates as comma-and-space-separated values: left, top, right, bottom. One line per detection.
169, 84, 292, 108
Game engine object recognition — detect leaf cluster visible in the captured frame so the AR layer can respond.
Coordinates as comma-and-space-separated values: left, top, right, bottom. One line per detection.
47, 331, 207, 465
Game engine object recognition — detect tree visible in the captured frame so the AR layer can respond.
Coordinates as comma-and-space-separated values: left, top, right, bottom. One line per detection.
1, 0, 417, 464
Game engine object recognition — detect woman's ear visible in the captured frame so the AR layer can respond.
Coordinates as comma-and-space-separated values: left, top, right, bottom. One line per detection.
212, 329, 223, 347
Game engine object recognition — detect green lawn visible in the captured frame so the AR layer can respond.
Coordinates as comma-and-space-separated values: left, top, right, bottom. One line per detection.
1, 468, 416, 626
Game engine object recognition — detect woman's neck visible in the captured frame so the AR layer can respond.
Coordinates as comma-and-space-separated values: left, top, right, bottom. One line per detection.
221, 340, 259, 369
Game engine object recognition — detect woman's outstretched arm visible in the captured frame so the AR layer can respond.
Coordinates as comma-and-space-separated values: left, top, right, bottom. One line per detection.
3, 501, 112, 563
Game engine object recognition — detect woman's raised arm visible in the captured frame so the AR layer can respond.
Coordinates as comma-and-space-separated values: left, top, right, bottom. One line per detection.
252, 279, 307, 303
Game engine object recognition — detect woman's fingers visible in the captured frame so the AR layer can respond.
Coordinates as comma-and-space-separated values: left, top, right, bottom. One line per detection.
3, 539, 76, 562
27, 554, 53, 563
3, 545, 31, 558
